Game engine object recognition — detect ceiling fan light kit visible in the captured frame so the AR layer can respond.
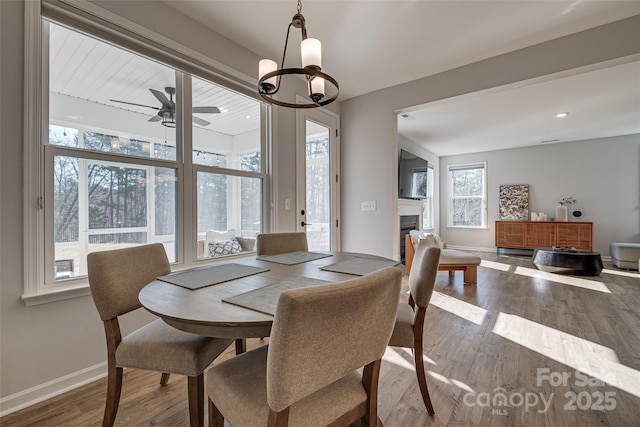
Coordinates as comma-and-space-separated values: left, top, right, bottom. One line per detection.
258, 0, 339, 108
110, 86, 220, 128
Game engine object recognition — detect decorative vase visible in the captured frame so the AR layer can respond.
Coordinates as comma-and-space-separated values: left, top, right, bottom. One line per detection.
555, 204, 568, 222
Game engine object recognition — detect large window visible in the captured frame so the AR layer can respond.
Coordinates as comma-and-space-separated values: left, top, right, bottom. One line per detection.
447, 162, 487, 228
29, 20, 268, 296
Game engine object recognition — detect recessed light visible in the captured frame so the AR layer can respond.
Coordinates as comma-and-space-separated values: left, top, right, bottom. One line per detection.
540, 139, 560, 144
246, 115, 251, 119
66, 115, 82, 120
556, 112, 569, 118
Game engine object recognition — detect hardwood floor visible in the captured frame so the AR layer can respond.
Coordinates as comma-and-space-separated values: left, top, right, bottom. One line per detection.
2, 252, 639, 426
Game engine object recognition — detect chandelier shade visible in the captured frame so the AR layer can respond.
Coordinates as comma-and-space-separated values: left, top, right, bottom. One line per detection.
258, 0, 339, 109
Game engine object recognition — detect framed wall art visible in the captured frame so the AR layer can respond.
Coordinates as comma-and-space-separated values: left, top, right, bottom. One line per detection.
499, 184, 529, 220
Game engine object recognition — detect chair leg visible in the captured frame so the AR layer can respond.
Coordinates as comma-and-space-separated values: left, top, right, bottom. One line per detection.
235, 338, 246, 355
361, 360, 381, 427
208, 398, 225, 427
160, 372, 170, 386
187, 374, 204, 427
414, 345, 435, 415
102, 365, 123, 427
267, 407, 290, 427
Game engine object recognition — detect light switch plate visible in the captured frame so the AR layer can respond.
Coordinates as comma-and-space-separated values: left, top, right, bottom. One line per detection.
361, 201, 377, 211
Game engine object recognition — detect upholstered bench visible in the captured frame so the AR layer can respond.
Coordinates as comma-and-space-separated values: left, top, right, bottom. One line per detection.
405, 234, 482, 284
610, 243, 640, 270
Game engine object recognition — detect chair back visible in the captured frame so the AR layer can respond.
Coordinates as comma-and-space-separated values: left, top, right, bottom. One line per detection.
87, 243, 171, 321
266, 267, 402, 412
256, 232, 309, 255
409, 244, 441, 309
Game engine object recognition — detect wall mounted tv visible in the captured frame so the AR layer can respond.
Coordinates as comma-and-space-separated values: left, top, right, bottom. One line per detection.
398, 149, 429, 200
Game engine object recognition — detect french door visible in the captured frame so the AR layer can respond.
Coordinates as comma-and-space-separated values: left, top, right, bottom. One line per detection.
296, 108, 340, 251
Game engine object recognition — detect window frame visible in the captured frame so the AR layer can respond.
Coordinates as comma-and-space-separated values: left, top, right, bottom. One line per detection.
422, 163, 435, 230
23, 2, 270, 305
447, 162, 488, 229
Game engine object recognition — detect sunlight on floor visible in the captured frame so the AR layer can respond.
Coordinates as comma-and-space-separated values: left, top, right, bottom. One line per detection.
493, 312, 640, 398
384, 347, 436, 372
383, 347, 418, 371
480, 259, 512, 272
450, 378, 475, 393
514, 266, 611, 293
602, 268, 640, 278
430, 291, 488, 325
427, 370, 451, 385
397, 346, 436, 365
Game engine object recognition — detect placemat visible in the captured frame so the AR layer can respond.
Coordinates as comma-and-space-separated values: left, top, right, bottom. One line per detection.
256, 251, 332, 265
222, 276, 331, 315
320, 257, 399, 276
157, 263, 270, 290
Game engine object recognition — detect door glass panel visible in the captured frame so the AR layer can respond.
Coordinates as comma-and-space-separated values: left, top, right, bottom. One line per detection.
305, 120, 331, 251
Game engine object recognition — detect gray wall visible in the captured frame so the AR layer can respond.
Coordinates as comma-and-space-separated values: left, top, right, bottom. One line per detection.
439, 134, 640, 254
341, 15, 640, 259
0, 0, 337, 408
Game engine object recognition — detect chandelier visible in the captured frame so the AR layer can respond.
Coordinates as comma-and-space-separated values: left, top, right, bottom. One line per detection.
258, 0, 339, 108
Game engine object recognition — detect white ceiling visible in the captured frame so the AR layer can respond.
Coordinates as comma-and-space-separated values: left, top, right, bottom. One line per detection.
162, 0, 640, 156
399, 60, 640, 156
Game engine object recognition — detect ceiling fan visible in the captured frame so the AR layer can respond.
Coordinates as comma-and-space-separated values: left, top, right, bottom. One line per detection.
110, 87, 220, 128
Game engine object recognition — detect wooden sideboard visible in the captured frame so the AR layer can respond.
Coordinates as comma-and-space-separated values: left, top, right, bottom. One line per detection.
495, 221, 593, 251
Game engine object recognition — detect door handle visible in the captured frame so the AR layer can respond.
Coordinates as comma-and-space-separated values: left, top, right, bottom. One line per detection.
301, 221, 313, 227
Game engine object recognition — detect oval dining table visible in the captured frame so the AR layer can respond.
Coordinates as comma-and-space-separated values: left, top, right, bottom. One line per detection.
139, 251, 402, 340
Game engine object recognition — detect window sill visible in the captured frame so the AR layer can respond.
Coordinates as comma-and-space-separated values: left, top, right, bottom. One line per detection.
22, 283, 91, 306
21, 252, 258, 306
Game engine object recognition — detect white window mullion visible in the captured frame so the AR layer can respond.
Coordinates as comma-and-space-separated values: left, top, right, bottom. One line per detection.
179, 73, 192, 264
147, 165, 156, 244
229, 154, 240, 232
77, 157, 89, 278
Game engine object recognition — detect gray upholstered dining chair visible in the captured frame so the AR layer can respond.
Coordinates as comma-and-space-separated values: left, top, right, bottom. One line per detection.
255, 232, 309, 255
87, 243, 234, 427
388, 243, 441, 415
205, 267, 402, 427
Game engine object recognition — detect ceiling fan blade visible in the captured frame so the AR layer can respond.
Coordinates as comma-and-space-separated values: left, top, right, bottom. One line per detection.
150, 88, 173, 109
110, 99, 160, 110
148, 115, 162, 122
192, 116, 210, 127
193, 106, 220, 114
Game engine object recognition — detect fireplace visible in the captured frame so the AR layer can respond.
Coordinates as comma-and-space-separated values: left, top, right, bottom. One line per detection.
400, 215, 419, 264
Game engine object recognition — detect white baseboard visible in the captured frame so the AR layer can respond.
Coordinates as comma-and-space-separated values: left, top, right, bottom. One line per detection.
0, 362, 107, 417
446, 245, 495, 253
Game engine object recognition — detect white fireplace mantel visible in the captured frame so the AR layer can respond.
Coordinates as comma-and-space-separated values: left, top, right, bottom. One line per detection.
398, 199, 424, 229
